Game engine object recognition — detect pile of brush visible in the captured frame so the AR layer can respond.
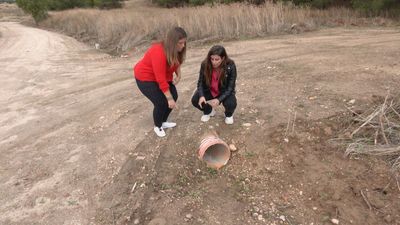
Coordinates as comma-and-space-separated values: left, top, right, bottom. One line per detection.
342, 94, 400, 171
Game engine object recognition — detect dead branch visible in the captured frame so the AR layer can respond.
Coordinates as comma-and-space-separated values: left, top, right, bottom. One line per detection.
379, 114, 389, 145
391, 106, 400, 120
360, 190, 373, 210
397, 175, 400, 192
351, 108, 380, 138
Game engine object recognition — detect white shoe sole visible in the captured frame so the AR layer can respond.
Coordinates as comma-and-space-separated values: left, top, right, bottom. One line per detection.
162, 122, 176, 129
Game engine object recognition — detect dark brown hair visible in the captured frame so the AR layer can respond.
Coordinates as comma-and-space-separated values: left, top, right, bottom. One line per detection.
203, 45, 232, 87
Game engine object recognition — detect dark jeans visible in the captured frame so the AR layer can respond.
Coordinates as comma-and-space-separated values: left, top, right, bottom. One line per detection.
136, 79, 178, 128
191, 90, 237, 117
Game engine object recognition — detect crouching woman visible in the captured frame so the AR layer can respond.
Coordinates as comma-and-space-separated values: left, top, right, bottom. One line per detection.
191, 45, 237, 124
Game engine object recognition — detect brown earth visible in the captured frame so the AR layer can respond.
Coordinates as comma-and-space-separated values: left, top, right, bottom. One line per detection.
1, 20, 400, 225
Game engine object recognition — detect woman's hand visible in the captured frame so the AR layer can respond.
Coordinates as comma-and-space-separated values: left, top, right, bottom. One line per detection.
173, 74, 181, 85
208, 99, 220, 108
198, 96, 206, 108
168, 99, 176, 109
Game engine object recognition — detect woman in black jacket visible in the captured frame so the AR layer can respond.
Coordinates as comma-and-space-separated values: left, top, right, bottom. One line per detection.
191, 45, 237, 124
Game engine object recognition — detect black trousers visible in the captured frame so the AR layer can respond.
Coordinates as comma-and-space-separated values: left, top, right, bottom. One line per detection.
191, 90, 237, 117
136, 79, 178, 128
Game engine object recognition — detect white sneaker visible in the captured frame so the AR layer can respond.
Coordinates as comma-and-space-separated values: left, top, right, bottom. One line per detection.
225, 116, 234, 125
154, 126, 166, 137
200, 109, 216, 122
201, 114, 210, 122
162, 121, 176, 129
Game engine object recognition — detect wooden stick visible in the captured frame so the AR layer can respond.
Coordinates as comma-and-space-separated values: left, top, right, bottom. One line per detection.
130, 182, 137, 193
351, 109, 380, 138
284, 110, 291, 139
292, 111, 297, 133
360, 190, 373, 210
396, 176, 400, 192
374, 130, 379, 145
379, 114, 389, 145
390, 106, 400, 120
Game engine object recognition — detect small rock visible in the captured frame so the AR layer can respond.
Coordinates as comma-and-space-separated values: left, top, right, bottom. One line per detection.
384, 214, 392, 223
133, 219, 140, 224
331, 218, 339, 224
312, 207, 317, 210
257, 214, 263, 221
252, 212, 259, 217
185, 214, 192, 219
229, 144, 237, 152
348, 99, 356, 105
279, 215, 286, 221
243, 123, 252, 127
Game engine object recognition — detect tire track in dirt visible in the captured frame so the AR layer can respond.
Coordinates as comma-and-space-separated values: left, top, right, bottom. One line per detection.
0, 22, 149, 225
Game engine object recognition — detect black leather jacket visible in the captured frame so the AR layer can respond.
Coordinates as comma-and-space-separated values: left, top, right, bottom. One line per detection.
196, 60, 237, 102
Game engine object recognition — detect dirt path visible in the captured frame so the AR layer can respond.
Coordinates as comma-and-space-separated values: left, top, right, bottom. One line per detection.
1, 22, 399, 225
0, 22, 150, 224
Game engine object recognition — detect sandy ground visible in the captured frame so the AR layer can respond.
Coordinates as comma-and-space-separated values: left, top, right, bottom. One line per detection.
1, 21, 400, 225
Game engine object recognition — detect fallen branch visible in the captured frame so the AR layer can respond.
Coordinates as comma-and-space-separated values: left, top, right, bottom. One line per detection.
351, 108, 380, 138
360, 190, 373, 210
397, 176, 400, 192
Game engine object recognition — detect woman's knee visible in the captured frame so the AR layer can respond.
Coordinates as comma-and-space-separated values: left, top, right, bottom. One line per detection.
191, 92, 200, 107
223, 96, 237, 109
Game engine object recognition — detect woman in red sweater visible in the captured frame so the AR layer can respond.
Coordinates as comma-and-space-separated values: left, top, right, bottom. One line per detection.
134, 27, 187, 137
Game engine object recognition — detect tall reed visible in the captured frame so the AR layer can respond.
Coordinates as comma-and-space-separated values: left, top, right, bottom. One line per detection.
41, 2, 395, 53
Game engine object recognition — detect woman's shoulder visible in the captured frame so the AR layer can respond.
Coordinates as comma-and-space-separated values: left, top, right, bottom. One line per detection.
150, 42, 164, 50
226, 59, 236, 70
147, 42, 166, 56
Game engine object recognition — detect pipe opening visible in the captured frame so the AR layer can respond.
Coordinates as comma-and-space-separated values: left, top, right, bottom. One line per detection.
198, 135, 230, 169
202, 143, 230, 166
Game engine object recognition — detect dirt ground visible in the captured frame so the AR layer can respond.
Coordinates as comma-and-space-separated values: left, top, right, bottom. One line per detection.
1, 17, 400, 225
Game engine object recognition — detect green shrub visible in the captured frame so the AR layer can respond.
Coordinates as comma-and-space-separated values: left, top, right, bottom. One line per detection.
188, 0, 210, 6
153, 0, 187, 7
16, 0, 48, 24
351, 0, 400, 16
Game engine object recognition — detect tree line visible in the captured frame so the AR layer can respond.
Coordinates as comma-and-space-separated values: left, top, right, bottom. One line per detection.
16, 0, 123, 23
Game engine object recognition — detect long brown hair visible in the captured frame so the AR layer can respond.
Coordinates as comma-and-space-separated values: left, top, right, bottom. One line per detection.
203, 45, 232, 87
163, 27, 187, 66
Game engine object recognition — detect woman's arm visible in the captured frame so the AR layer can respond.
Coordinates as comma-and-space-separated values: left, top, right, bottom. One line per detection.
217, 62, 237, 103
197, 63, 206, 97
173, 66, 181, 85
164, 90, 176, 109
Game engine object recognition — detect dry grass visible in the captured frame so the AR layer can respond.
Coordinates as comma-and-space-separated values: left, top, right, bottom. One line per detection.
341, 94, 400, 171
0, 3, 25, 22
40, 2, 396, 54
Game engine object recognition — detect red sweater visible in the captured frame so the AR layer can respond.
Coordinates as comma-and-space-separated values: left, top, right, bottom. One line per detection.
134, 43, 179, 93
